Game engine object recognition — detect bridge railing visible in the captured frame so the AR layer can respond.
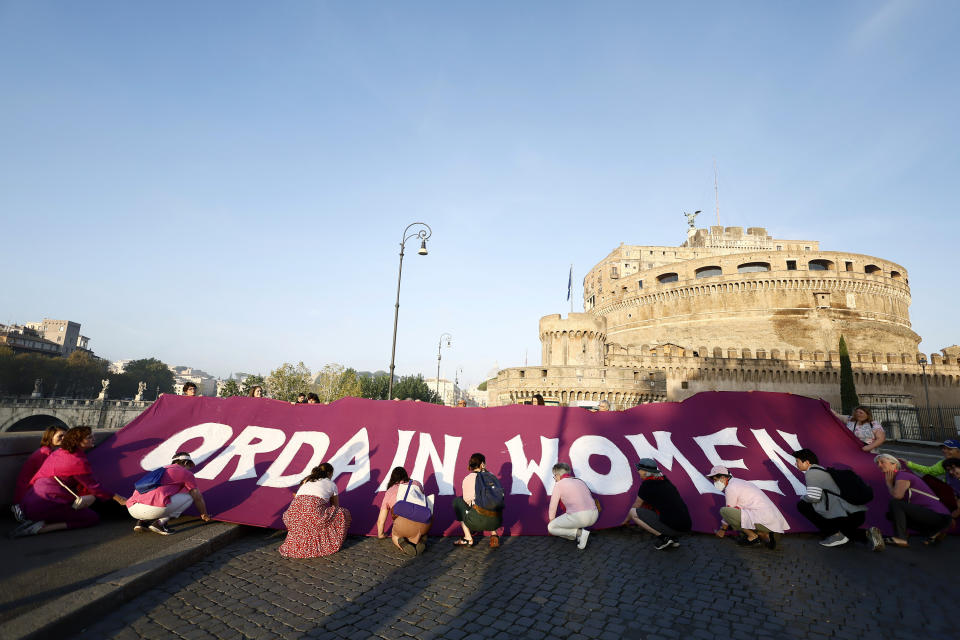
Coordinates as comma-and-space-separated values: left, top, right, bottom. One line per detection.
0, 397, 154, 409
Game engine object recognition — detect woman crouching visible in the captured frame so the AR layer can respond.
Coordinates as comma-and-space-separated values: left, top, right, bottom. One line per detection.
377, 466, 433, 556
279, 462, 351, 558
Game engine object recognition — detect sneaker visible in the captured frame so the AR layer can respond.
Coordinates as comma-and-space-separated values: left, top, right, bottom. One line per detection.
819, 532, 849, 548
654, 535, 673, 550
738, 536, 762, 547
10, 520, 44, 538
148, 522, 173, 536
133, 520, 149, 533
868, 527, 885, 552
669, 536, 681, 548
11, 504, 25, 523
400, 540, 417, 556
414, 539, 426, 555
577, 529, 591, 550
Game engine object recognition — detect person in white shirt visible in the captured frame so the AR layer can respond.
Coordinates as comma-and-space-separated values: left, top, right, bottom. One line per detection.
279, 462, 351, 558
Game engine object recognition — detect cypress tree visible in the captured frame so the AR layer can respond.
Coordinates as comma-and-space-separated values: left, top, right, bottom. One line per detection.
839, 335, 859, 414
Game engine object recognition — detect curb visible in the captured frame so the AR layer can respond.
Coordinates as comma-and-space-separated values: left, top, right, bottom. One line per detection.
1, 522, 245, 640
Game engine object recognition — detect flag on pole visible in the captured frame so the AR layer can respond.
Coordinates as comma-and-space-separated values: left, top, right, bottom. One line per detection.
566, 264, 572, 301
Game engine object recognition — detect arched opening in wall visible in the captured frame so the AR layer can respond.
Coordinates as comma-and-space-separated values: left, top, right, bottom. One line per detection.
890, 270, 903, 280
808, 259, 834, 271
738, 262, 770, 273
6, 414, 70, 432
695, 266, 722, 278
657, 273, 679, 284
865, 264, 881, 274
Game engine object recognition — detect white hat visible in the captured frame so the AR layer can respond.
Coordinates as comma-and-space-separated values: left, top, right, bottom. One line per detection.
707, 465, 730, 477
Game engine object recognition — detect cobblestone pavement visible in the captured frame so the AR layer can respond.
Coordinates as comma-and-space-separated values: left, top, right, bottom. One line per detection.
72, 528, 954, 640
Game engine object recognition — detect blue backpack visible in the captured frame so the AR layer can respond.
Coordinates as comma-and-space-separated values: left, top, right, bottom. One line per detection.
134, 468, 167, 494
474, 470, 505, 511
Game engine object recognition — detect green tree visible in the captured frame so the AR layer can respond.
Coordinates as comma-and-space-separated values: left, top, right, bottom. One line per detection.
111, 358, 175, 399
839, 335, 859, 414
392, 374, 442, 403
240, 374, 266, 396
267, 362, 312, 402
359, 372, 391, 400
219, 379, 242, 397
63, 351, 110, 398
477, 379, 490, 391
313, 363, 362, 402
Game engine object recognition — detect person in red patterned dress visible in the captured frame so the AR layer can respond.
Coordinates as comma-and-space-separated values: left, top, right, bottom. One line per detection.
279, 462, 351, 558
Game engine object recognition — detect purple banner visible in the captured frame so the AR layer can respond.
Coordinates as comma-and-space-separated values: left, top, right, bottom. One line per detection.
87, 391, 888, 535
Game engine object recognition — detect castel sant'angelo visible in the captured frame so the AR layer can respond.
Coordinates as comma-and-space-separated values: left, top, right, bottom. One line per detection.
489, 215, 960, 409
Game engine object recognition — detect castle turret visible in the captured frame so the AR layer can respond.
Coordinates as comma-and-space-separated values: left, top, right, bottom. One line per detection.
540, 313, 606, 367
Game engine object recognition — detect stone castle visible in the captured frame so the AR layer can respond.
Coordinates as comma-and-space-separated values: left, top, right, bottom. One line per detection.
489, 219, 960, 409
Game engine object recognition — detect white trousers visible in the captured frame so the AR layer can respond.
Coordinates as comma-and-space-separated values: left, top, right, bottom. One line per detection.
128, 492, 194, 522
547, 509, 599, 541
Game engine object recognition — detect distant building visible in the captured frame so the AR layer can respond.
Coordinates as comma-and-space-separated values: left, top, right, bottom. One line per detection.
20, 318, 92, 357
423, 377, 479, 406
0, 324, 62, 356
169, 366, 218, 396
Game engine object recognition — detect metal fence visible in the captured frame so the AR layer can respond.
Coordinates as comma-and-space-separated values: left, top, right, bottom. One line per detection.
868, 404, 960, 443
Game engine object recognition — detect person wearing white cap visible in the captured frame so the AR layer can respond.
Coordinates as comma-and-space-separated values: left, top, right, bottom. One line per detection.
125, 452, 211, 535
707, 464, 789, 549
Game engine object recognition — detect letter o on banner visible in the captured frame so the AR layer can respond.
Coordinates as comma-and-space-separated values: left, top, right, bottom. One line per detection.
139, 423, 234, 471
568, 435, 632, 495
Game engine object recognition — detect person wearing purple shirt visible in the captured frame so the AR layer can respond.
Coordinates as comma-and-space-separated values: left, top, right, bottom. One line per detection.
874, 453, 951, 547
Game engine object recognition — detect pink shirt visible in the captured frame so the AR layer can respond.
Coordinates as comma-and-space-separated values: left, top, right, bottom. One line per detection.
549, 476, 597, 520
31, 449, 113, 501
382, 480, 425, 511
724, 477, 790, 533
461, 472, 478, 505
15, 446, 52, 503
126, 464, 198, 508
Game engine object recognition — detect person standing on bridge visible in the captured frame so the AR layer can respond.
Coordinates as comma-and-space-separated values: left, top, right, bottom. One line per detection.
11, 427, 126, 538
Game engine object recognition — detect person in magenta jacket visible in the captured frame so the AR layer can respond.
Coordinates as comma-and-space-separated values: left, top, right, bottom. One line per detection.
13, 426, 66, 506
11, 427, 127, 538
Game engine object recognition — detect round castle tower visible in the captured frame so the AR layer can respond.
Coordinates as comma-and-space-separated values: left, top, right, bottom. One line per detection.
540, 313, 606, 367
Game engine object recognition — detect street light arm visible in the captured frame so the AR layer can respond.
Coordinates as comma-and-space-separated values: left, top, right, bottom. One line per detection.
401, 222, 432, 250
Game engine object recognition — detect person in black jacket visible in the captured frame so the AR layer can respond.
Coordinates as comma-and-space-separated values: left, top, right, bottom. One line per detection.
621, 458, 691, 550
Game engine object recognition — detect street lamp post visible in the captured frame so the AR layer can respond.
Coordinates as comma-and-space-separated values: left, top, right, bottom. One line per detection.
388, 222, 432, 401
918, 355, 932, 429
436, 332, 452, 401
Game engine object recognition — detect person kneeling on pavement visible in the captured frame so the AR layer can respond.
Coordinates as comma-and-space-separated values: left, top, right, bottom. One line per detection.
708, 465, 789, 549
126, 452, 211, 535
622, 458, 691, 550
547, 463, 599, 550
793, 448, 883, 551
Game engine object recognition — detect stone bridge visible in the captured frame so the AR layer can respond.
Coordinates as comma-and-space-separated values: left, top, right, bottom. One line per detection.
0, 397, 153, 432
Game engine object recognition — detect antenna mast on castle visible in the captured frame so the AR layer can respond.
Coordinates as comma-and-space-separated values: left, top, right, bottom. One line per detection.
713, 158, 720, 226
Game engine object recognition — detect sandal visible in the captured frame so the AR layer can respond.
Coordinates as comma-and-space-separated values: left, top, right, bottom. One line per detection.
489, 534, 500, 548
924, 531, 947, 546
883, 536, 909, 548
453, 538, 475, 547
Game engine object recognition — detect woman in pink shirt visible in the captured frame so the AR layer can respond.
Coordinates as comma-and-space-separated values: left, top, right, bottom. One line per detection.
376, 466, 432, 556
125, 452, 211, 535
13, 426, 66, 507
547, 463, 599, 550
12, 427, 127, 538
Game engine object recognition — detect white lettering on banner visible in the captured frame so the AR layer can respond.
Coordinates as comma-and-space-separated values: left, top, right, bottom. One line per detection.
376, 430, 417, 492
751, 429, 806, 496
257, 431, 332, 488
196, 426, 286, 481
329, 428, 370, 491
625, 431, 718, 495
693, 427, 747, 470
569, 435, 632, 495
410, 433, 462, 495
139, 423, 234, 471
505, 435, 559, 496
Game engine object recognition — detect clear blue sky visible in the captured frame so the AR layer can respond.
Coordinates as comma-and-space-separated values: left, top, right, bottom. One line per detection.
2, 1, 958, 386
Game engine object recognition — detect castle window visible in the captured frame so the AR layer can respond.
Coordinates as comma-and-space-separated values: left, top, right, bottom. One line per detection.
845, 261, 853, 272
776, 245, 783, 251
865, 264, 881, 274
519, 370, 525, 378
890, 270, 903, 280
808, 259, 834, 271
610, 266, 619, 279
804, 246, 811, 251
637, 280, 643, 290
695, 266, 722, 278
786, 260, 797, 270
681, 381, 689, 389
737, 262, 770, 273
657, 273, 679, 283
814, 293, 830, 308
541, 370, 547, 377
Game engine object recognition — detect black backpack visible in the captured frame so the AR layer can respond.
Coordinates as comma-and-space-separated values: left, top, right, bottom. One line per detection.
825, 467, 874, 505
474, 470, 505, 511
